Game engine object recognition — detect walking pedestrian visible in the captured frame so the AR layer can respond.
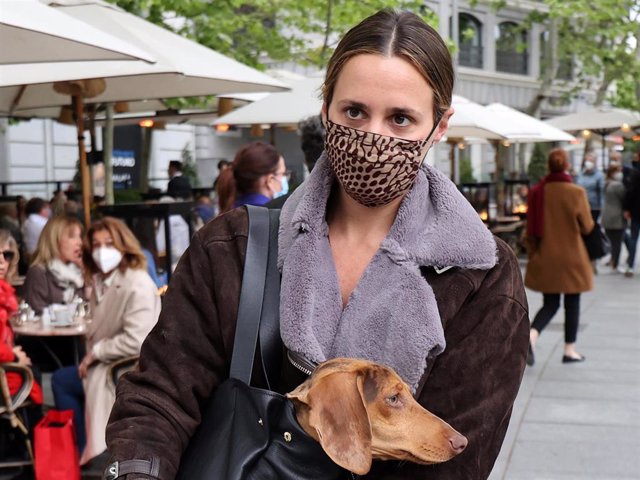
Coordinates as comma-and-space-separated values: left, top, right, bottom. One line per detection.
622, 151, 640, 277
525, 148, 594, 365
601, 163, 626, 271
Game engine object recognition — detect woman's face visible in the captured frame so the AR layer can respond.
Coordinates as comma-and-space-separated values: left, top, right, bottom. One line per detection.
91, 229, 115, 251
0, 241, 13, 280
325, 54, 451, 142
267, 156, 288, 198
58, 225, 83, 265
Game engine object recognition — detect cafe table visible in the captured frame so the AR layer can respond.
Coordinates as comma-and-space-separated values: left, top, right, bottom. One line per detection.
13, 318, 89, 368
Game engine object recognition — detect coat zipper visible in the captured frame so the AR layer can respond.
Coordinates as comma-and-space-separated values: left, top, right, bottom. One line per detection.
287, 350, 316, 376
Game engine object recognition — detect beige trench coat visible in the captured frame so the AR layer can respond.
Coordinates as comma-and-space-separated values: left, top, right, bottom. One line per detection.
81, 268, 160, 464
525, 182, 595, 293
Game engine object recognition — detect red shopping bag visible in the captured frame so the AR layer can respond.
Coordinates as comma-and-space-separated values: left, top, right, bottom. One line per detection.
34, 410, 81, 480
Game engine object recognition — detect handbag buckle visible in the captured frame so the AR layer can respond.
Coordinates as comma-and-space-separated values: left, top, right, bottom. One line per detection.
104, 461, 119, 480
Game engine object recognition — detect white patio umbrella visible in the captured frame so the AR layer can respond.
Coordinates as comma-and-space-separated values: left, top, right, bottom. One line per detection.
0, 0, 154, 64
545, 107, 640, 133
545, 107, 640, 164
484, 103, 576, 143
214, 76, 324, 127
447, 96, 510, 140
0, 0, 289, 225
0, 0, 289, 114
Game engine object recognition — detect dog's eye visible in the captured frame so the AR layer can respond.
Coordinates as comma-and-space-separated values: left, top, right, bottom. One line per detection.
386, 394, 400, 406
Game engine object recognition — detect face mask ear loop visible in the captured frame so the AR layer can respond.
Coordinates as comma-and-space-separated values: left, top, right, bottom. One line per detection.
425, 114, 443, 145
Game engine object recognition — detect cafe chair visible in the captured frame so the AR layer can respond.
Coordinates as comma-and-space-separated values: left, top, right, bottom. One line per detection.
0, 362, 35, 469
107, 356, 139, 389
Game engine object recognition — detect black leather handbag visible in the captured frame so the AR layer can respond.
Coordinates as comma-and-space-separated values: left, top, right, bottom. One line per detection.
175, 205, 343, 480
582, 222, 611, 260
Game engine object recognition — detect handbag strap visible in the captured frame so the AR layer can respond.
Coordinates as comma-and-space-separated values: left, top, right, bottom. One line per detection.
229, 205, 280, 384
259, 208, 282, 390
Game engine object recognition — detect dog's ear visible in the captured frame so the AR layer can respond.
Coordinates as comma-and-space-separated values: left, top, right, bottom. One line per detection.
304, 371, 372, 475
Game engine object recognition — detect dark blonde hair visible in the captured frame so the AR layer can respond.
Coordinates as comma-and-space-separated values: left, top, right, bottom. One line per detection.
322, 9, 454, 124
84, 217, 146, 275
548, 148, 569, 173
0, 229, 19, 282
31, 215, 83, 267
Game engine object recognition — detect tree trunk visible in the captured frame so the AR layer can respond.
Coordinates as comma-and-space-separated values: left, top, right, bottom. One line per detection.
319, 0, 333, 65
526, 18, 559, 116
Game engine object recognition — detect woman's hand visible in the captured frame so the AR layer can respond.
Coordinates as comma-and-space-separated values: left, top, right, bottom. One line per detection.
12, 346, 31, 366
79, 351, 96, 378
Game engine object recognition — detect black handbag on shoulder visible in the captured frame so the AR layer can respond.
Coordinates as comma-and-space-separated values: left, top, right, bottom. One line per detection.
582, 222, 611, 260
175, 205, 343, 480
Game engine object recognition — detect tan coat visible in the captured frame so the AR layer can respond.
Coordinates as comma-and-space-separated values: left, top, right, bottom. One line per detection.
81, 268, 160, 464
525, 182, 594, 293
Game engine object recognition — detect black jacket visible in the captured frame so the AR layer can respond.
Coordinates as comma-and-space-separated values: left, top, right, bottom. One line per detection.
167, 175, 192, 199
623, 166, 640, 219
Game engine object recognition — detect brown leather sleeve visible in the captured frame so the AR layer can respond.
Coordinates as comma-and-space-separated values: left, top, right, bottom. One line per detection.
105, 209, 248, 480
366, 239, 530, 480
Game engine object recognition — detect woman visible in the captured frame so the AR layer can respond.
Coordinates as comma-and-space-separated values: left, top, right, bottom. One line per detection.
23, 215, 85, 314
525, 148, 594, 365
216, 141, 289, 213
0, 229, 43, 404
51, 217, 160, 465
106, 10, 529, 480
601, 163, 626, 271
19, 215, 85, 370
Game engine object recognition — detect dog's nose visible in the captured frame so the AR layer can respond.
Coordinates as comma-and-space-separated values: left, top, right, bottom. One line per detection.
448, 433, 468, 454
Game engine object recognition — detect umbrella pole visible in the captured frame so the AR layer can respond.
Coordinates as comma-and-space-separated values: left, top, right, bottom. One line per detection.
74, 94, 91, 227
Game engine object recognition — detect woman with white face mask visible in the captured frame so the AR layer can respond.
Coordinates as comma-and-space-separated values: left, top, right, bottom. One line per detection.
51, 217, 160, 466
602, 163, 627, 271
216, 141, 289, 214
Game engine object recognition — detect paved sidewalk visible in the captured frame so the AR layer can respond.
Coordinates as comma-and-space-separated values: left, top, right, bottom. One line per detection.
489, 267, 640, 480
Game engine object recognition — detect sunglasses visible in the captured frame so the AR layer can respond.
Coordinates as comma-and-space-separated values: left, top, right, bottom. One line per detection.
0, 250, 15, 262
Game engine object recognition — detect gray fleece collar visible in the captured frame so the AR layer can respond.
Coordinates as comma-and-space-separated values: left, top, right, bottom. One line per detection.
278, 154, 496, 390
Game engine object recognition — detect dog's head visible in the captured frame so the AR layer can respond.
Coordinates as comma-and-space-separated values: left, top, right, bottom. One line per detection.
287, 358, 467, 475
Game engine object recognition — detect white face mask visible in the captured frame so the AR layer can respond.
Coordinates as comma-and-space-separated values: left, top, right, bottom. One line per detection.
612, 172, 624, 182
92, 246, 123, 274
274, 176, 289, 199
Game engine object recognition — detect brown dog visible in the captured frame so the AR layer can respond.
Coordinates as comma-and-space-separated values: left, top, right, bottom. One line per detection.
287, 357, 467, 475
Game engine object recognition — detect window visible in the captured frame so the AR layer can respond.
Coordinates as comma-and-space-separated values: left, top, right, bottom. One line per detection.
496, 21, 528, 75
458, 14, 483, 68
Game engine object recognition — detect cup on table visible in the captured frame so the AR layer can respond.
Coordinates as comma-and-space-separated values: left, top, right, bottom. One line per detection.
50, 304, 76, 326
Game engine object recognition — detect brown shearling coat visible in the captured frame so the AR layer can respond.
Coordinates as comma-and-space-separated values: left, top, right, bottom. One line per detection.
106, 207, 529, 480
525, 182, 594, 294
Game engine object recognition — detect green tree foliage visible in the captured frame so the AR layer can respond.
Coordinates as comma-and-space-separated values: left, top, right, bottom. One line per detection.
109, 0, 435, 70
527, 143, 548, 184
459, 155, 476, 184
529, 0, 640, 111
180, 144, 200, 188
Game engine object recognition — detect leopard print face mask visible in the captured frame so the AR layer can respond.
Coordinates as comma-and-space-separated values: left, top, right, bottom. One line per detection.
324, 119, 437, 207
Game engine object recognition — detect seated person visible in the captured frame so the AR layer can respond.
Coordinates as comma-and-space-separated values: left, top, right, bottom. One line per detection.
0, 229, 43, 436
51, 217, 160, 465
21, 216, 86, 369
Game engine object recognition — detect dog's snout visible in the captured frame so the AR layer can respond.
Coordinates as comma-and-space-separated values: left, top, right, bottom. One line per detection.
448, 433, 468, 454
